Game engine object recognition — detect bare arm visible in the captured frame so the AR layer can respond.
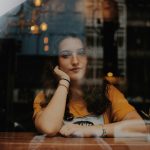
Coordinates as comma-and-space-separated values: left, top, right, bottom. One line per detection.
34, 66, 70, 136
60, 111, 147, 137
102, 111, 146, 137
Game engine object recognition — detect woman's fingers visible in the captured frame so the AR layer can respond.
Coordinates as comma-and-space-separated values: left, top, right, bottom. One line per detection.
60, 125, 74, 136
59, 124, 84, 137
53, 66, 70, 80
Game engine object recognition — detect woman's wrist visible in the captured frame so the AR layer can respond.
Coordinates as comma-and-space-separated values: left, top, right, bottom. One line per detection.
60, 77, 70, 86
58, 83, 69, 92
101, 125, 107, 137
58, 78, 70, 92
96, 125, 107, 137
60, 78, 70, 84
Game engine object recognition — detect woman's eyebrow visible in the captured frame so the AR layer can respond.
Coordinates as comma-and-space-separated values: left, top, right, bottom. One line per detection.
59, 47, 85, 53
59, 50, 70, 53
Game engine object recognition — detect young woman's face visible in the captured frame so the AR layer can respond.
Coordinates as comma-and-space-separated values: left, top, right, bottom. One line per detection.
58, 37, 87, 81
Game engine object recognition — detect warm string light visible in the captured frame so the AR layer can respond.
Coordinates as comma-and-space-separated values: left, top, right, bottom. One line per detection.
40, 22, 48, 31
32, 0, 49, 52
31, 0, 48, 34
34, 0, 42, 7
44, 45, 49, 52
30, 24, 39, 34
105, 72, 119, 84
43, 36, 49, 52
44, 37, 49, 44
107, 72, 113, 77
30, 22, 48, 34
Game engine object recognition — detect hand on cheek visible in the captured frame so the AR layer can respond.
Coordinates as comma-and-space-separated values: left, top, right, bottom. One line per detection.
53, 66, 70, 81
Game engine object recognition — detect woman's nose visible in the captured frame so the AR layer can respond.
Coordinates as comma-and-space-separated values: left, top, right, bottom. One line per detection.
71, 54, 79, 66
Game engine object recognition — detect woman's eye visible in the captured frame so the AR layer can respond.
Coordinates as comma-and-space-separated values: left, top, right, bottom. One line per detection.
60, 51, 72, 58
77, 49, 86, 56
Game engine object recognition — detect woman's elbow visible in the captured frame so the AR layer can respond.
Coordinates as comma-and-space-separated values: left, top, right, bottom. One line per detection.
34, 119, 60, 136
41, 128, 58, 136
36, 123, 59, 136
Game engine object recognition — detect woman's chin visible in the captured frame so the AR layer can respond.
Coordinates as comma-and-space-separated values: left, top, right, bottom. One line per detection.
70, 75, 84, 82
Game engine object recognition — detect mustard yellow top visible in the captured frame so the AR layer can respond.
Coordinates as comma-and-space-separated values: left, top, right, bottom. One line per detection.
33, 85, 135, 124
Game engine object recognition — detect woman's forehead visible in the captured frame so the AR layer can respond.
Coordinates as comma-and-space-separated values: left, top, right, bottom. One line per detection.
59, 37, 83, 51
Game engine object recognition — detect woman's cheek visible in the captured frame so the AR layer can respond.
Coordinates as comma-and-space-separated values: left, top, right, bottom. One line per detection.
59, 65, 69, 75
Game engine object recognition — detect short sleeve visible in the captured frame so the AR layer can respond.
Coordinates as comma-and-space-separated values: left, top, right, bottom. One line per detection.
33, 91, 46, 119
107, 85, 135, 122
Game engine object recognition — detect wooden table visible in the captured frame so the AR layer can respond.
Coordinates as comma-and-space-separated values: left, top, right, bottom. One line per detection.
0, 132, 150, 150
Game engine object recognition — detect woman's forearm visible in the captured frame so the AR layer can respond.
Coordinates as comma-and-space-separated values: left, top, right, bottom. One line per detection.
60, 119, 147, 138
35, 84, 68, 135
92, 119, 146, 138
103, 119, 147, 137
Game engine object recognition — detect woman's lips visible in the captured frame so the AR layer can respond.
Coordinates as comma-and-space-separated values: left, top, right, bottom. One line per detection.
70, 67, 81, 73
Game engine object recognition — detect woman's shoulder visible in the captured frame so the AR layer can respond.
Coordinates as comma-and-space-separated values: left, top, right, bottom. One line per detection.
107, 84, 125, 102
33, 90, 46, 119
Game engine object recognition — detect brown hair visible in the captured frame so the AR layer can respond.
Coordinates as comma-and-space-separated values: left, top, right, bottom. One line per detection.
42, 33, 111, 120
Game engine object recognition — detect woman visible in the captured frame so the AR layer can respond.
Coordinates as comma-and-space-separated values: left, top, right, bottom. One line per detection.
33, 34, 146, 137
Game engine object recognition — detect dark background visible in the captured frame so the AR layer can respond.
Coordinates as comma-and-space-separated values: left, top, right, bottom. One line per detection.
0, 0, 150, 131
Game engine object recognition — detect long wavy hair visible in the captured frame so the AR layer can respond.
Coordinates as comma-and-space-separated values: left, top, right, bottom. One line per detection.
42, 33, 111, 120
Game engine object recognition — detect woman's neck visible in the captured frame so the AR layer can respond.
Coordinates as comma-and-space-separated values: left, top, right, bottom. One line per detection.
70, 82, 83, 100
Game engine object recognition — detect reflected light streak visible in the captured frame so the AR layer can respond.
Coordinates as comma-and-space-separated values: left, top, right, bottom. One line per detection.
0, 0, 26, 17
